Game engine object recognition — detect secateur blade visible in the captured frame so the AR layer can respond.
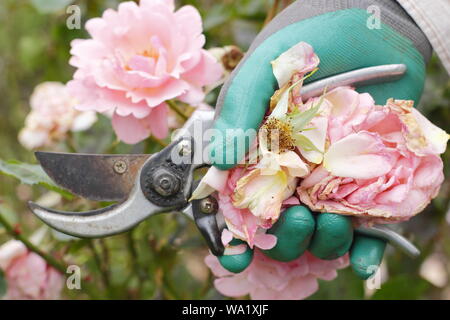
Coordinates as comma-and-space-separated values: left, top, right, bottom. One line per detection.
28, 109, 216, 238
28, 136, 199, 238
35, 152, 150, 201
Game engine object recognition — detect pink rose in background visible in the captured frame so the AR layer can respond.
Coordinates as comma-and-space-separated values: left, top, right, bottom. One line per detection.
205, 250, 348, 300
68, 0, 223, 144
298, 89, 449, 223
0, 241, 64, 300
18, 82, 97, 150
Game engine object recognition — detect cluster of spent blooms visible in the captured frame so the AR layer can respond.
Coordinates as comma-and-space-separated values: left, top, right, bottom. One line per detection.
0, 240, 64, 300
67, 0, 223, 144
201, 42, 449, 300
18, 82, 97, 150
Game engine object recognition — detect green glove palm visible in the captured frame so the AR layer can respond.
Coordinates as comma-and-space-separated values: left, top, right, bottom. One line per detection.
209, 1, 431, 279
219, 207, 386, 279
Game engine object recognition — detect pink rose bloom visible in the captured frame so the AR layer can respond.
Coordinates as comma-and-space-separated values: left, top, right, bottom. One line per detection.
297, 89, 449, 223
205, 250, 348, 300
0, 241, 64, 300
67, 0, 222, 144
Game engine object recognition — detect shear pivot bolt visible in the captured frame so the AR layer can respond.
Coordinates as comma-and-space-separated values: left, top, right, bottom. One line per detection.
177, 139, 192, 156
199, 197, 218, 215
151, 169, 180, 197
113, 160, 127, 174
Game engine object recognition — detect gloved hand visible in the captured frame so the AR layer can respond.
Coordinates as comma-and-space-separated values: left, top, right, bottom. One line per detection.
208, 0, 432, 279
218, 206, 386, 280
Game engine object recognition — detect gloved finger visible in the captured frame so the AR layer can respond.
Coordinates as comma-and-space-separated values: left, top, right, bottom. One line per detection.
218, 239, 254, 274
262, 206, 315, 262
350, 235, 387, 280
309, 213, 353, 260
209, 0, 430, 171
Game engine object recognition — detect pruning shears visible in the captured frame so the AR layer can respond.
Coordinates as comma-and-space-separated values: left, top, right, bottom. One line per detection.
28, 63, 419, 258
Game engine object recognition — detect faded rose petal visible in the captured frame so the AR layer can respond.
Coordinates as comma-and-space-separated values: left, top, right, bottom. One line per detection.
388, 99, 450, 156
271, 42, 319, 88
299, 116, 328, 164
277, 151, 310, 177
323, 132, 393, 179
223, 244, 247, 256
191, 167, 229, 200
221, 229, 233, 246
253, 233, 277, 250
233, 169, 295, 222
219, 190, 260, 246
282, 196, 300, 207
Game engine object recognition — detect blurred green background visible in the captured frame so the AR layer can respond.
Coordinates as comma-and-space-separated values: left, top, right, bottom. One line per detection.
0, 0, 449, 299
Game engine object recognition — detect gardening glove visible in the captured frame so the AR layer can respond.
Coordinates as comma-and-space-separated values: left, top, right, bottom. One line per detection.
208, 0, 432, 280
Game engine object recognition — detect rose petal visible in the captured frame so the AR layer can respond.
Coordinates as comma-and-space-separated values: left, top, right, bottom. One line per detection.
253, 233, 277, 250
271, 42, 319, 88
323, 132, 393, 179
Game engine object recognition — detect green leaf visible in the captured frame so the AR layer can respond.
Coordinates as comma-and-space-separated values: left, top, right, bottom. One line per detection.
0, 159, 73, 199
290, 88, 326, 132
290, 103, 321, 132
0, 270, 7, 298
30, 0, 75, 14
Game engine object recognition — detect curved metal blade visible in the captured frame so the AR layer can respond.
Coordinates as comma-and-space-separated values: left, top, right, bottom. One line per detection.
301, 64, 407, 101
356, 225, 420, 258
28, 178, 162, 238
35, 152, 150, 201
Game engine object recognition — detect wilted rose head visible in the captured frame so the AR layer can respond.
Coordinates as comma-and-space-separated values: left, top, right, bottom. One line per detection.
298, 89, 449, 223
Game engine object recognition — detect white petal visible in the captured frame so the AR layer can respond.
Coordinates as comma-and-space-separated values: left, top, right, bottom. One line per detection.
269, 89, 289, 120
0, 240, 27, 270
18, 128, 48, 150
410, 108, 449, 155
299, 116, 328, 164
271, 42, 319, 87
71, 111, 97, 132
190, 167, 229, 200
278, 151, 310, 177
